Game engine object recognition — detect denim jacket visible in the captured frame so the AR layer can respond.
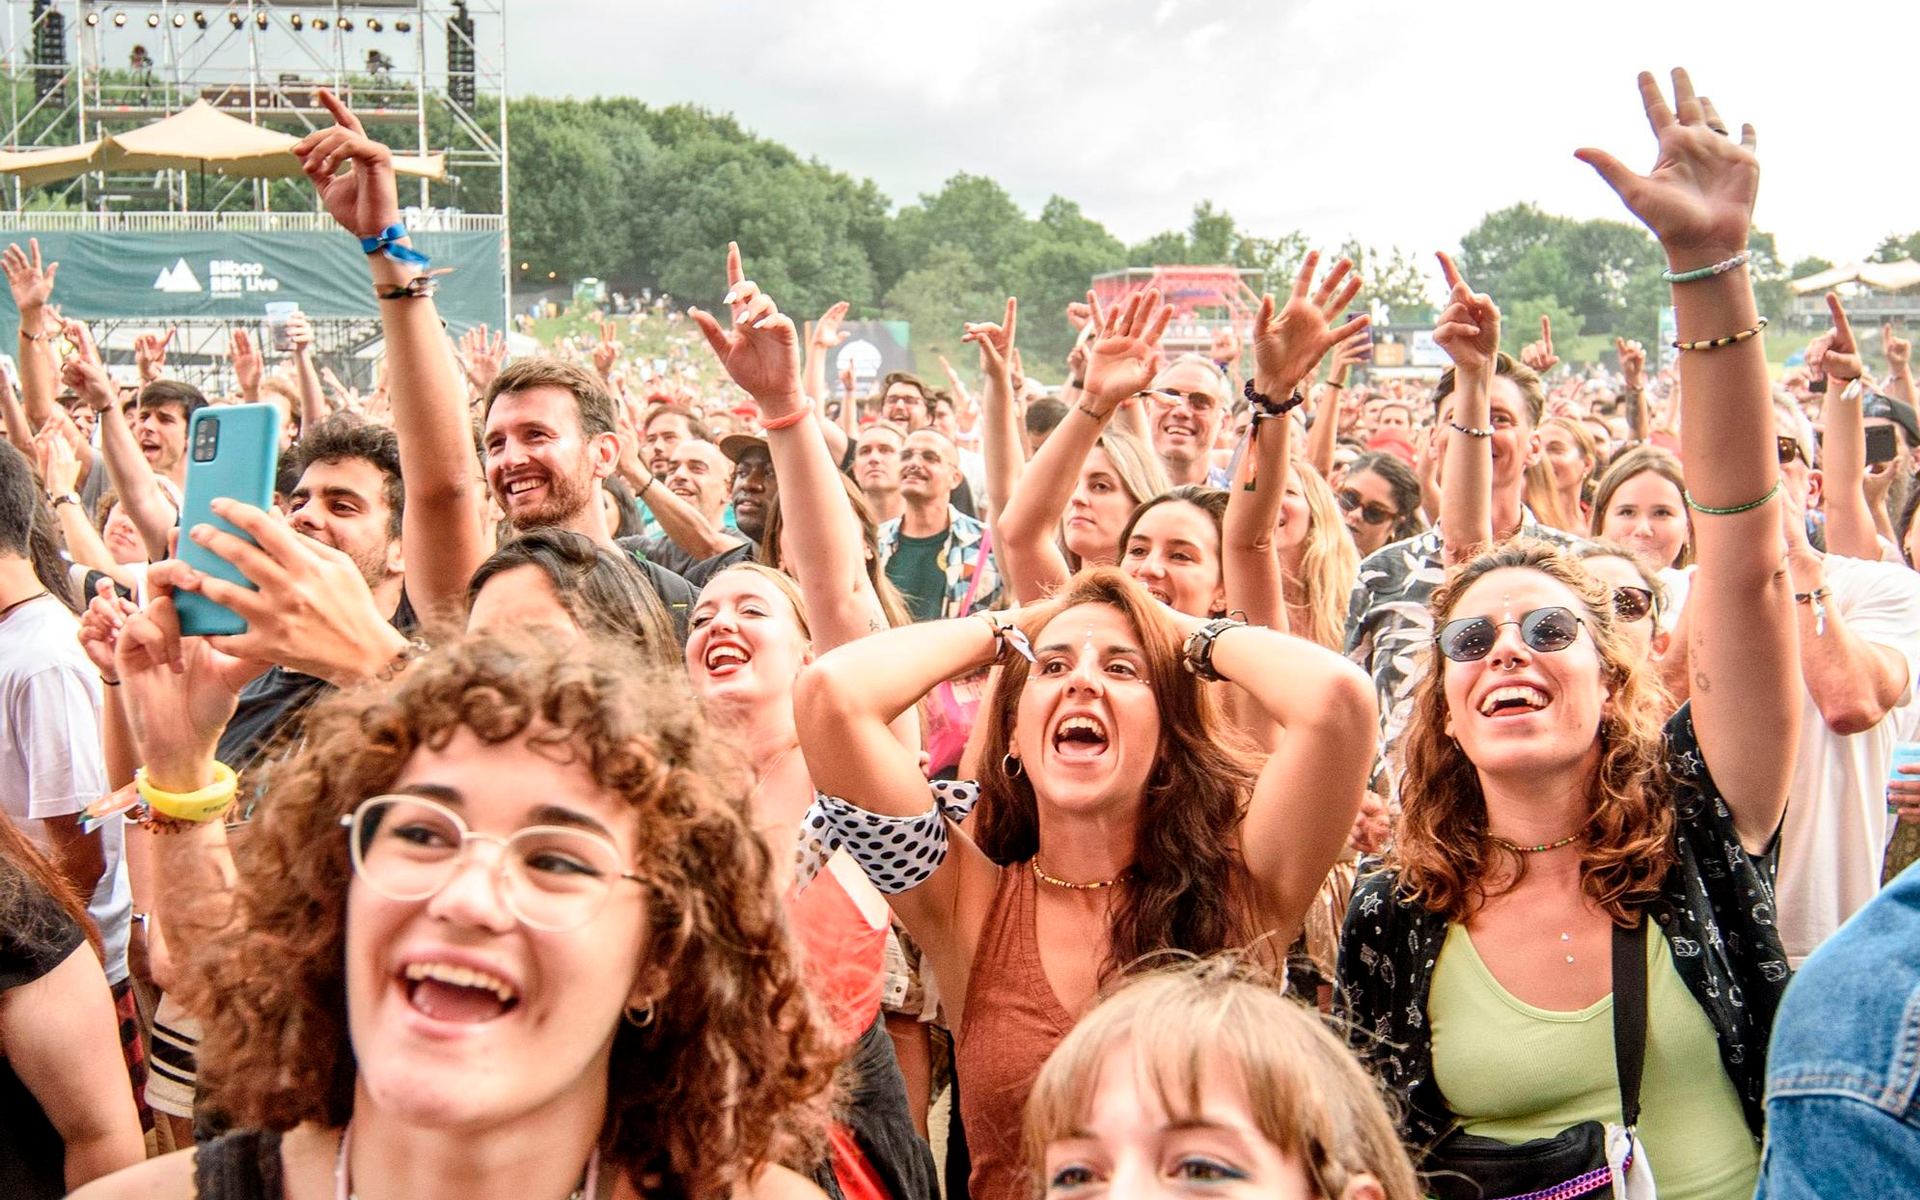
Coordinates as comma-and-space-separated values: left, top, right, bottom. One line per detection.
1755, 860, 1920, 1196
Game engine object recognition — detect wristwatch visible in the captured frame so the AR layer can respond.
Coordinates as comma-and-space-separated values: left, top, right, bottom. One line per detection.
49, 491, 80, 509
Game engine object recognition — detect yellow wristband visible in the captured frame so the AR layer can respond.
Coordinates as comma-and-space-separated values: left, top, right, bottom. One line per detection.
136, 761, 238, 823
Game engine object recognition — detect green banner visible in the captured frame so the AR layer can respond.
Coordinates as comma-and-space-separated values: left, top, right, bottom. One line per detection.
0, 227, 505, 336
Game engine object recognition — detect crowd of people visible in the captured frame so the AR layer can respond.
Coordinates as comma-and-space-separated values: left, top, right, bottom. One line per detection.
0, 69, 1915, 1200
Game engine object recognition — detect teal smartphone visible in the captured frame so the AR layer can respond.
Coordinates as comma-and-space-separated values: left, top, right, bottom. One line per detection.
175, 403, 282, 638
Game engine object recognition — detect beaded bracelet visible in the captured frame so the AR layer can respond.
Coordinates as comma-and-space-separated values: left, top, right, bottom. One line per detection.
1672, 317, 1768, 352
1662, 251, 1750, 283
1683, 477, 1781, 516
1448, 421, 1495, 438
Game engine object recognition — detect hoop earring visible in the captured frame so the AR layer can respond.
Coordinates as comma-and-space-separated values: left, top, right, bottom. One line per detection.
1149, 761, 1172, 791
623, 1000, 655, 1028
1002, 753, 1023, 779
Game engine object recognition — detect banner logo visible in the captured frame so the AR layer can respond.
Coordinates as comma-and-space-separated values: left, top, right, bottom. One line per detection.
154, 258, 202, 293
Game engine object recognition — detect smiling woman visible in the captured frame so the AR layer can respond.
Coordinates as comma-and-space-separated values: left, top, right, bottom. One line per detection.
75, 632, 837, 1200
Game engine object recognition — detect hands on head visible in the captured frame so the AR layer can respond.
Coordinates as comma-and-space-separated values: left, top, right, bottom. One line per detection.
687, 242, 806, 415
1248, 251, 1367, 394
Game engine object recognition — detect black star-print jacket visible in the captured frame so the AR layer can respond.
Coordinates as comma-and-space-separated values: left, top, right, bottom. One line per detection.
1335, 703, 1791, 1154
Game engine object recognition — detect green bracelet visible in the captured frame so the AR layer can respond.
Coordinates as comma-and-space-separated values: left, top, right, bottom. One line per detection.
1683, 477, 1781, 515
1662, 251, 1750, 283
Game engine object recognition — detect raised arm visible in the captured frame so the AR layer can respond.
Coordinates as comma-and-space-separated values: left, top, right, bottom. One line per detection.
3, 239, 60, 429
1433, 252, 1500, 566
230, 328, 263, 404
962, 298, 1026, 520
998, 289, 1170, 603
1883, 322, 1915, 406
285, 312, 329, 430
1169, 613, 1376, 940
63, 322, 176, 561
295, 88, 489, 626
690, 246, 884, 651
1812, 296, 1881, 561
801, 302, 848, 405
1617, 337, 1651, 443
1580, 68, 1796, 848
36, 430, 136, 588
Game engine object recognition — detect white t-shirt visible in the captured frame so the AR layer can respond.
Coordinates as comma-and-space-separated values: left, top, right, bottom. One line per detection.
0, 594, 130, 984
1777, 554, 1920, 965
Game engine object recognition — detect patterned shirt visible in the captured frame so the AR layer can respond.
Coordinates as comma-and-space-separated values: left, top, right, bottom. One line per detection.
1335, 704, 1790, 1155
1342, 515, 1578, 788
877, 506, 1002, 621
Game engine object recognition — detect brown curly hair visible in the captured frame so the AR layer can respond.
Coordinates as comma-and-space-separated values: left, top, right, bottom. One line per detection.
973, 566, 1265, 976
186, 631, 837, 1200
1392, 539, 1675, 925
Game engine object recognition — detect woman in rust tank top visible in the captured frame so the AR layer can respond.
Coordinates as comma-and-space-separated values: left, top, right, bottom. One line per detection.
796, 561, 1378, 1200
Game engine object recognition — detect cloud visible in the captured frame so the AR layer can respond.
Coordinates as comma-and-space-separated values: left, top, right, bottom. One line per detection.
506, 1, 1919, 265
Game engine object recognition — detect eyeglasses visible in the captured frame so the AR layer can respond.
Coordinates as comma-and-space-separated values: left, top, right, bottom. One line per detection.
1777, 435, 1806, 466
1336, 488, 1398, 526
1435, 605, 1586, 663
1142, 388, 1220, 413
1612, 585, 1656, 624
340, 796, 643, 932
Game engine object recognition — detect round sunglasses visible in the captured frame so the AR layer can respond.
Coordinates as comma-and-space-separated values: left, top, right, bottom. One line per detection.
1435, 605, 1587, 663
1612, 585, 1656, 624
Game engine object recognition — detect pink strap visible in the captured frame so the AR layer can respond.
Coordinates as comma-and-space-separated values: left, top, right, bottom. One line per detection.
958, 526, 993, 616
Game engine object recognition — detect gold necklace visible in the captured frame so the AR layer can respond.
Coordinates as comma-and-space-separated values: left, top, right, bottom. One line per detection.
1031, 860, 1130, 890
1489, 832, 1579, 854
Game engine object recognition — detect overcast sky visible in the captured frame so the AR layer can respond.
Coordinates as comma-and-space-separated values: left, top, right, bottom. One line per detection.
502, 1, 1918, 278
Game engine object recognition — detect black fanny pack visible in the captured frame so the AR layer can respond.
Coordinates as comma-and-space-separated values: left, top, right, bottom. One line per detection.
1424, 918, 1648, 1200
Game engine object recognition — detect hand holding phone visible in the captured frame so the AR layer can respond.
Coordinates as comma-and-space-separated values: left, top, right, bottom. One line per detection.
174, 404, 283, 637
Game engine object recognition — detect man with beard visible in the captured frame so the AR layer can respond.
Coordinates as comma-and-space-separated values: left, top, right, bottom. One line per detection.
481, 357, 696, 634
877, 428, 999, 621
1144, 353, 1233, 487
852, 421, 906, 524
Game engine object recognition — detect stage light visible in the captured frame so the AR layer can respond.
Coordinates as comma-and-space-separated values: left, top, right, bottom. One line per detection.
171, 13, 185, 27
312, 17, 327, 31
394, 18, 410, 32
147, 13, 160, 26
85, 11, 99, 26
366, 17, 381, 32
253, 11, 266, 27
113, 11, 127, 25
337, 16, 351, 31
192, 11, 207, 29
519, 262, 529, 271
227, 10, 242, 26
288, 13, 301, 29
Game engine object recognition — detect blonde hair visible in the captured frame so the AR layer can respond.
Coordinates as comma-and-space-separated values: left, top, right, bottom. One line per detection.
1289, 460, 1360, 652
1024, 959, 1421, 1200
1064, 429, 1171, 570
1524, 416, 1598, 536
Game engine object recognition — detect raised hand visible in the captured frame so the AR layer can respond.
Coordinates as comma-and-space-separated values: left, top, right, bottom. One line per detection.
77, 580, 136, 683
1248, 252, 1368, 394
1, 238, 58, 312
460, 324, 507, 391
34, 425, 80, 494
135, 325, 177, 383
1209, 321, 1242, 369
1066, 298, 1094, 332
1817, 293, 1865, 383
115, 573, 267, 781
1615, 336, 1647, 389
284, 311, 315, 355
592, 320, 621, 379
687, 242, 806, 416
1082, 288, 1172, 412
1520, 315, 1560, 374
961, 297, 1018, 380
57, 319, 115, 412
1883, 321, 1911, 374
292, 88, 401, 240
1576, 68, 1757, 263
811, 301, 851, 352
230, 328, 263, 398
1433, 252, 1501, 375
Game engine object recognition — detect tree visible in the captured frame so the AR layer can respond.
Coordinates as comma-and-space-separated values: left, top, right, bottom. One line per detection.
1338, 240, 1434, 320
1872, 231, 1920, 263
883, 244, 1001, 379
1789, 256, 1835, 280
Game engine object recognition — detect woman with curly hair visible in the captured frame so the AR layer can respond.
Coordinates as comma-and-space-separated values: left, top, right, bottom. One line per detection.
795, 561, 1377, 1200
1337, 71, 1797, 1200
78, 632, 836, 1200
1026, 960, 1420, 1200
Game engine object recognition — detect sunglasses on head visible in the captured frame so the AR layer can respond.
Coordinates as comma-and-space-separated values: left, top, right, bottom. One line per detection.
1336, 488, 1397, 526
1777, 435, 1806, 466
1612, 585, 1655, 624
1436, 605, 1586, 663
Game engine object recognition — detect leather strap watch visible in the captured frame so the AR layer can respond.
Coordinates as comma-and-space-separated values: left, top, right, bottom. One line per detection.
50, 491, 81, 509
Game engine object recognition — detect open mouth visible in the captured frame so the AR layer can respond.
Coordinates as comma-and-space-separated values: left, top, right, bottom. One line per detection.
503, 476, 546, 501
1051, 714, 1110, 760
1478, 684, 1550, 718
704, 641, 750, 676
402, 961, 520, 1024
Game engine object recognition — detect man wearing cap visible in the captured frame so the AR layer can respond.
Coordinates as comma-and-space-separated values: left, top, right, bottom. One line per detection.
878, 428, 999, 621
645, 430, 771, 591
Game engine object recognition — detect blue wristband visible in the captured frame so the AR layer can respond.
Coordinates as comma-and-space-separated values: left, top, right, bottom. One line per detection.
358, 223, 431, 270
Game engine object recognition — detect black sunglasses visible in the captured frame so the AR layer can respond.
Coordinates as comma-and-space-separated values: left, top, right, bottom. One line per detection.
1613, 585, 1655, 624
1336, 487, 1397, 526
1777, 435, 1806, 466
1436, 606, 1586, 663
